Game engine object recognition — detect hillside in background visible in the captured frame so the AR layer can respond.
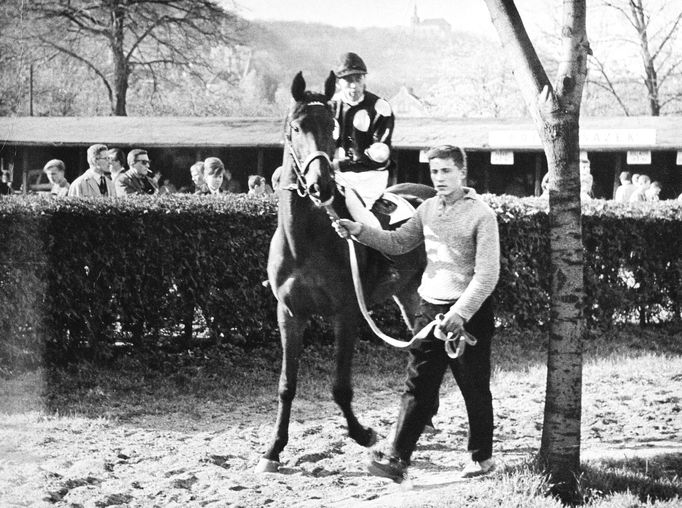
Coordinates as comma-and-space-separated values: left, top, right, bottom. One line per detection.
245, 20, 528, 117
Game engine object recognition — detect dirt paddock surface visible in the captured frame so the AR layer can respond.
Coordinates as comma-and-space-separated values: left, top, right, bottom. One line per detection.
1, 352, 681, 507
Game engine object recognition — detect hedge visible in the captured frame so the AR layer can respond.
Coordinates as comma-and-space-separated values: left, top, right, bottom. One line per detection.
0, 194, 680, 369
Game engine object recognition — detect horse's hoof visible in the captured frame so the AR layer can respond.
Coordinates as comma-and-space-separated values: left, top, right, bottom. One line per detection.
355, 427, 378, 448
366, 428, 378, 447
254, 458, 281, 473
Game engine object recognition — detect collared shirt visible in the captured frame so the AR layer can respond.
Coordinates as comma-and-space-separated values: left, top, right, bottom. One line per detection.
356, 187, 500, 320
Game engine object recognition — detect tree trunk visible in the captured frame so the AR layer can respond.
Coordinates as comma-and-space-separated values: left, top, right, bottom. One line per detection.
540, 115, 584, 492
629, 0, 661, 116
483, 0, 588, 499
111, 2, 128, 116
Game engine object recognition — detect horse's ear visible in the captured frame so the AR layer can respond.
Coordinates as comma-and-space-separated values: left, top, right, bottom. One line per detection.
324, 71, 336, 101
291, 71, 306, 102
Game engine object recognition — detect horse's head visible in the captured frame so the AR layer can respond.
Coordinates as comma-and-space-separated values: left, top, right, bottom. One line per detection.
283, 71, 336, 206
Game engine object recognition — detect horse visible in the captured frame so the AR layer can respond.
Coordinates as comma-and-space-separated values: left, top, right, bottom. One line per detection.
255, 71, 436, 473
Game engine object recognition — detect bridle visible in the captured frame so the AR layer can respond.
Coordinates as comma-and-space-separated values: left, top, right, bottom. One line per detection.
282, 101, 334, 207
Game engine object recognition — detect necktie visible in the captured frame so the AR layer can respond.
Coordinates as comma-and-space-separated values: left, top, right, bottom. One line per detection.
99, 175, 108, 196
140, 176, 155, 194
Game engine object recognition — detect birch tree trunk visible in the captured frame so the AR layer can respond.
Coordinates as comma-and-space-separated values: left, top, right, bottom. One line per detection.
482, 0, 590, 498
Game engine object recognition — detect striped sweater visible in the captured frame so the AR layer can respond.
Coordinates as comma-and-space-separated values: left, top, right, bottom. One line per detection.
357, 188, 500, 320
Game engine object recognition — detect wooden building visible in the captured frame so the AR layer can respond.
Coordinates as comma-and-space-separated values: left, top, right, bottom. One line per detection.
1, 116, 681, 199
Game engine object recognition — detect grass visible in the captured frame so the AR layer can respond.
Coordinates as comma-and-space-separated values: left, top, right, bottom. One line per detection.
1, 323, 680, 507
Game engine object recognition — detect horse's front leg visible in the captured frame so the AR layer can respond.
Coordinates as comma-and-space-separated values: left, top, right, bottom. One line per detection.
332, 313, 377, 447
255, 303, 306, 472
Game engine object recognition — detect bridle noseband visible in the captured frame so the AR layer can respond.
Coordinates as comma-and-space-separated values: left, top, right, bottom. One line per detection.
283, 101, 334, 207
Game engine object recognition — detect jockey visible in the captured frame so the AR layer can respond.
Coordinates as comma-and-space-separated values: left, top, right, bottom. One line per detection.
332, 52, 395, 229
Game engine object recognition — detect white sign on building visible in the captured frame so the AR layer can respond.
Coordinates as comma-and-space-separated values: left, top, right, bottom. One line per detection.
490, 150, 514, 165
488, 129, 657, 148
627, 150, 651, 165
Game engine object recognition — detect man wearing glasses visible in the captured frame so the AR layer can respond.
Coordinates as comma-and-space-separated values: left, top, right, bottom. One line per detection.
115, 149, 158, 196
68, 144, 115, 197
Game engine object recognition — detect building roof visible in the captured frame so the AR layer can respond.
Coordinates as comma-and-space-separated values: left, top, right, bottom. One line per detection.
1, 115, 681, 151
390, 86, 429, 117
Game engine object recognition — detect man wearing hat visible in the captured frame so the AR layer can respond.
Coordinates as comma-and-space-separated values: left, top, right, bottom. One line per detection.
332, 51, 399, 295
332, 52, 395, 229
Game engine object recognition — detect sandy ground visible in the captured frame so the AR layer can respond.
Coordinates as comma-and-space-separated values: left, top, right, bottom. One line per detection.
1, 354, 681, 507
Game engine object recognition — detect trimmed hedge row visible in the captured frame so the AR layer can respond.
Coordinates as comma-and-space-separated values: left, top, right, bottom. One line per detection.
0, 194, 680, 368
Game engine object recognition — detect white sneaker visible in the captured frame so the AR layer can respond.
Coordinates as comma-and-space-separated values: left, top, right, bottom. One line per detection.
460, 458, 496, 478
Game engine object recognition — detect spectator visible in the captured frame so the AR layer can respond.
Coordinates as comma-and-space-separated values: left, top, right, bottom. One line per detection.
158, 178, 177, 195
629, 174, 651, 202
189, 161, 208, 194
222, 166, 242, 193
614, 171, 635, 202
540, 171, 550, 197
540, 167, 593, 201
631, 173, 641, 186
247, 174, 272, 197
270, 166, 282, 193
0, 170, 12, 195
115, 149, 158, 196
579, 153, 595, 199
43, 159, 70, 197
581, 172, 594, 202
646, 181, 662, 201
198, 157, 226, 195
68, 144, 114, 197
108, 148, 127, 184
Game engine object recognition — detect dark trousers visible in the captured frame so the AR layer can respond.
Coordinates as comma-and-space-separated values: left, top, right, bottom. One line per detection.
390, 298, 494, 463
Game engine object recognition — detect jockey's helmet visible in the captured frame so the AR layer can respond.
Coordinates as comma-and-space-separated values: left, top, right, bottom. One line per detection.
335, 52, 367, 78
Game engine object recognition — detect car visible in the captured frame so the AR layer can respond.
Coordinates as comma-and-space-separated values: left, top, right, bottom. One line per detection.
27, 169, 52, 193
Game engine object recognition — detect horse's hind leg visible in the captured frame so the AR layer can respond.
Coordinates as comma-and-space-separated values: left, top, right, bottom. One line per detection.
255, 303, 306, 472
331, 314, 377, 447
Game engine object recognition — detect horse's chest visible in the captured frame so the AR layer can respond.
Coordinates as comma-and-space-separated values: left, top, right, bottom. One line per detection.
274, 262, 347, 314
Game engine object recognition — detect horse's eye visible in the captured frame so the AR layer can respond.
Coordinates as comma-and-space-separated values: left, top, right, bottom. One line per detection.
291, 123, 300, 133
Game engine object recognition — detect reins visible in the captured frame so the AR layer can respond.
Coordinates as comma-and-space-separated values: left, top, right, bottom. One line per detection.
323, 205, 477, 359
281, 99, 476, 358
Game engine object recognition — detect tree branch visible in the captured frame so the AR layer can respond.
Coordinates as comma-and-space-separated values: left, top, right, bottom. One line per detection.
650, 11, 682, 62
482, 0, 554, 120
587, 54, 630, 115
37, 36, 113, 107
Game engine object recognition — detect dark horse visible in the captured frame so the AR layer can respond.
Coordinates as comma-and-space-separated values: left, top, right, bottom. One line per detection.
256, 71, 436, 472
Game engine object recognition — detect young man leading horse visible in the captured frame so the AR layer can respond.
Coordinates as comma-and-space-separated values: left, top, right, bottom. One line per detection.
335, 144, 501, 482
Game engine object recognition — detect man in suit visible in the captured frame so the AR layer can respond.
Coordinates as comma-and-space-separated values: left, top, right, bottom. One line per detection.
68, 144, 114, 197
115, 149, 158, 196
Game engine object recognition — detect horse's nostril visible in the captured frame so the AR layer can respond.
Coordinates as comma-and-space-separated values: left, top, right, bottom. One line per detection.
310, 183, 320, 195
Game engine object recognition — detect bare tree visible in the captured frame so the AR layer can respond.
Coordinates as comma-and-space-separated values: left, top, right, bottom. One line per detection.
591, 0, 682, 115
11, 0, 244, 116
482, 0, 589, 499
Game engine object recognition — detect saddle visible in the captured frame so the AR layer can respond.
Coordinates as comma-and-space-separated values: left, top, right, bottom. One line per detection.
370, 192, 415, 229
337, 181, 415, 231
